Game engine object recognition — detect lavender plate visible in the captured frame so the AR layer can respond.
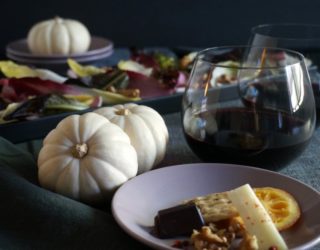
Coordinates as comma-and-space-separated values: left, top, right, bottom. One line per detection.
6, 36, 113, 59
111, 163, 320, 250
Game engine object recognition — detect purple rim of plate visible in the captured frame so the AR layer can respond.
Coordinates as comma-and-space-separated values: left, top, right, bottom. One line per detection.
6, 36, 113, 59
6, 49, 114, 65
111, 163, 320, 250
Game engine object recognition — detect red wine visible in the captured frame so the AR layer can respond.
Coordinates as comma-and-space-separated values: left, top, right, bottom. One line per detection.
183, 108, 313, 169
312, 81, 320, 105
311, 81, 320, 126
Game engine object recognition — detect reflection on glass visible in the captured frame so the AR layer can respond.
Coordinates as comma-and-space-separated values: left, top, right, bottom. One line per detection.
250, 23, 320, 120
182, 46, 315, 170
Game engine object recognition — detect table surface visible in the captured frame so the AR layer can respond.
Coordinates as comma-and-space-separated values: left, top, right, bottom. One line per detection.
161, 113, 320, 192
1, 45, 320, 249
0, 111, 320, 250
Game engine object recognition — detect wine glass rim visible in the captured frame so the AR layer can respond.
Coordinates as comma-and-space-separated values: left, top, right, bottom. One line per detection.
251, 23, 320, 40
196, 45, 305, 70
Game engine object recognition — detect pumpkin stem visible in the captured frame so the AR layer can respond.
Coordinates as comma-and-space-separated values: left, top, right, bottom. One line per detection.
116, 108, 131, 116
54, 16, 63, 23
72, 143, 88, 159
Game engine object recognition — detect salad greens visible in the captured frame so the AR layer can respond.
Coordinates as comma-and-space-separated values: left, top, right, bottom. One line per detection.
0, 50, 193, 123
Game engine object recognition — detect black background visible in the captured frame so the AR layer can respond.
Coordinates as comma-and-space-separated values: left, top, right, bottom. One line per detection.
2, 0, 320, 56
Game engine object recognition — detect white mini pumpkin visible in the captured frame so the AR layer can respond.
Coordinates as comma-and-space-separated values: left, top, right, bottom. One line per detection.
94, 103, 169, 174
27, 17, 91, 56
37, 112, 138, 204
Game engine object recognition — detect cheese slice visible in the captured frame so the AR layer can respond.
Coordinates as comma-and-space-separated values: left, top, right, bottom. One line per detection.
228, 184, 288, 250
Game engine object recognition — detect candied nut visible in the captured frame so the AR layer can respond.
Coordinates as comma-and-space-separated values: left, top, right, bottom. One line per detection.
106, 86, 117, 92
117, 88, 140, 98
239, 234, 259, 250
191, 226, 229, 250
228, 216, 246, 236
105, 87, 140, 98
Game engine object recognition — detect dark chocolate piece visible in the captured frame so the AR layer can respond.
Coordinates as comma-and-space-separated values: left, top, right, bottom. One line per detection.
153, 203, 205, 238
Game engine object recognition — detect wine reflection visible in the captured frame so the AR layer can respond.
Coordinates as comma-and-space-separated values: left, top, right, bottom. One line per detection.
182, 46, 315, 170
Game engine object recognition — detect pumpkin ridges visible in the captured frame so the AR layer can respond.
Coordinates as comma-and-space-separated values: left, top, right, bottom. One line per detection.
94, 104, 169, 173
43, 130, 74, 149
87, 131, 130, 146
109, 115, 126, 130
63, 20, 73, 55
27, 24, 37, 53
37, 144, 71, 166
34, 22, 47, 55
56, 159, 80, 199
51, 22, 70, 55
84, 157, 129, 194
42, 20, 54, 55
28, 22, 40, 54
38, 111, 139, 204
78, 164, 101, 202
131, 105, 169, 137
88, 142, 138, 178
81, 157, 107, 197
87, 121, 131, 146
54, 114, 81, 144
135, 112, 168, 165
129, 105, 169, 165
122, 103, 138, 110
64, 20, 91, 54
78, 113, 110, 142
131, 106, 169, 138
95, 107, 117, 119
124, 114, 157, 173
27, 17, 91, 56
38, 154, 73, 191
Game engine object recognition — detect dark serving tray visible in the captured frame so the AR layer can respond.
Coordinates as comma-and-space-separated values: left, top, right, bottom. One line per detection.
0, 94, 183, 144
0, 47, 191, 144
0, 46, 203, 144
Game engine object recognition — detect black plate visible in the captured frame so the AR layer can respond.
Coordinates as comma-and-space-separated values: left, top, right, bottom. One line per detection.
0, 47, 191, 143
0, 94, 183, 143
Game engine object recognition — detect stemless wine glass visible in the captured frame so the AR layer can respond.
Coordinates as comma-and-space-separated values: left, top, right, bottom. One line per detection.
250, 23, 320, 121
182, 46, 316, 170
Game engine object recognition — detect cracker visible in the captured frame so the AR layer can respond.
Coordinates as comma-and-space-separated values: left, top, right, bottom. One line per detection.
183, 192, 238, 223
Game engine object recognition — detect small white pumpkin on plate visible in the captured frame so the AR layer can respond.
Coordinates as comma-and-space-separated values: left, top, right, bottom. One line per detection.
94, 103, 169, 174
27, 16, 91, 56
37, 112, 138, 204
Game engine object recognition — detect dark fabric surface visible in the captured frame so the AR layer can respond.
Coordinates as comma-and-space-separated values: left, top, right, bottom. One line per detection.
0, 112, 319, 249
0, 137, 150, 250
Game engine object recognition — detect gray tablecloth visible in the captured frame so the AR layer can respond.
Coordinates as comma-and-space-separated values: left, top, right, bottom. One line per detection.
160, 113, 320, 192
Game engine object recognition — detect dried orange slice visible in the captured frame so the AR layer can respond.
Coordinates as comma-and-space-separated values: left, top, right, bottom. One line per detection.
254, 187, 301, 231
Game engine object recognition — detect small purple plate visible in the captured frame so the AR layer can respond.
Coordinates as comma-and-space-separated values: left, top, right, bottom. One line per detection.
112, 163, 320, 250
6, 36, 113, 59
6, 49, 114, 65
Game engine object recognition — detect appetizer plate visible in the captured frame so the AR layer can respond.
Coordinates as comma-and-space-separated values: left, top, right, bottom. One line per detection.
112, 163, 320, 250
6, 36, 113, 59
6, 49, 114, 65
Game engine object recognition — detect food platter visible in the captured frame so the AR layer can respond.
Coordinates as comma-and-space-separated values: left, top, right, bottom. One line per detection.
112, 163, 320, 250
0, 47, 189, 143
0, 93, 183, 143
